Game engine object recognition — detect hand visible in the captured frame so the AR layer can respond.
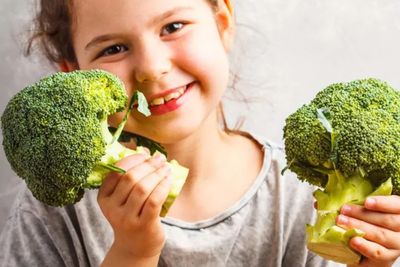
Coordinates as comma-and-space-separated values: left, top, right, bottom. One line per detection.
97, 151, 173, 260
336, 195, 400, 267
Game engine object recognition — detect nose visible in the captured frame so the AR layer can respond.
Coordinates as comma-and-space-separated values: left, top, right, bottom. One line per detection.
134, 39, 172, 83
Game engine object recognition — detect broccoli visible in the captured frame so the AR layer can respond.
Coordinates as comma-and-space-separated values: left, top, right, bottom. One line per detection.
283, 78, 400, 264
1, 69, 188, 216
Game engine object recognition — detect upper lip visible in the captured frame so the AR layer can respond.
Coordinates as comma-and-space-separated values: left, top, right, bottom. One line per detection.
146, 82, 192, 102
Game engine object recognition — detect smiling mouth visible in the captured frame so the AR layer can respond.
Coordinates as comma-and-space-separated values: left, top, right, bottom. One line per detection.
145, 82, 195, 116
149, 83, 192, 107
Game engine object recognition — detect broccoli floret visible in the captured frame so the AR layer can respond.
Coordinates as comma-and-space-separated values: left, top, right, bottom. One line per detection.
1, 70, 188, 213
283, 78, 400, 264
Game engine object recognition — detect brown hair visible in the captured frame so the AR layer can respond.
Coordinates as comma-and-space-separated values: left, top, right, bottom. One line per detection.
26, 0, 75, 63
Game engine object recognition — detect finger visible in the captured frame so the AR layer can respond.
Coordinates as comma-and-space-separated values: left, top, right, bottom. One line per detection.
125, 164, 172, 216
141, 174, 174, 221
364, 195, 400, 214
337, 214, 400, 249
114, 152, 150, 170
341, 204, 400, 232
98, 153, 149, 199
111, 154, 167, 205
98, 172, 122, 199
348, 236, 400, 263
136, 146, 151, 155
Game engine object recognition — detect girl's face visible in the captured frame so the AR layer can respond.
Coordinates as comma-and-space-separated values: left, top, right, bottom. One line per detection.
70, 0, 233, 144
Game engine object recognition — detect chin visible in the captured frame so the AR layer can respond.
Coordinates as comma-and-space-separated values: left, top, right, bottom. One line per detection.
146, 120, 203, 146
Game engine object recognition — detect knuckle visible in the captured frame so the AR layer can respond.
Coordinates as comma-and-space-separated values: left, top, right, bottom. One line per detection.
385, 214, 400, 230
134, 183, 151, 197
374, 228, 390, 243
370, 247, 384, 260
123, 172, 139, 185
147, 196, 162, 210
156, 165, 170, 176
122, 172, 136, 182
345, 217, 359, 229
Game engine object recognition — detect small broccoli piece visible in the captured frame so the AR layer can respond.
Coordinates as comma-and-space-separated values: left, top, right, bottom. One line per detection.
283, 78, 400, 265
1, 70, 188, 214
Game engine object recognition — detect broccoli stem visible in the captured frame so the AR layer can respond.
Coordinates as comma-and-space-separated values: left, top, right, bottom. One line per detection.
85, 119, 137, 187
86, 91, 150, 187
307, 170, 393, 265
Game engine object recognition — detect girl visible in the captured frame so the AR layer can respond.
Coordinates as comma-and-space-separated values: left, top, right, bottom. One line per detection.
1, 0, 400, 266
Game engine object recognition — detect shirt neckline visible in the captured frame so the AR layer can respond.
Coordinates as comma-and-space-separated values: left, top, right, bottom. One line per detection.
161, 135, 273, 230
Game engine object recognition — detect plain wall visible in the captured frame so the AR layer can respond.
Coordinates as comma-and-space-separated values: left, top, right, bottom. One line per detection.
1, 0, 400, 265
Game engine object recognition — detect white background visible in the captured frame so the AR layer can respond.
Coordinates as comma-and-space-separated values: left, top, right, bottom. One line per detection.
1, 1, 400, 265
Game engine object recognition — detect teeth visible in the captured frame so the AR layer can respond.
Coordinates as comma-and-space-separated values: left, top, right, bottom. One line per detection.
150, 97, 165, 106
164, 92, 181, 102
150, 86, 187, 106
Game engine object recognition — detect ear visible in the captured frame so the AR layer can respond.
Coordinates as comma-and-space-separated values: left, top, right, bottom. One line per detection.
58, 60, 78, 72
224, 0, 234, 15
215, 0, 235, 51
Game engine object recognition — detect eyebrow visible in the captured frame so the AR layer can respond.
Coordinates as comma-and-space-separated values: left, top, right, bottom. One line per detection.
85, 6, 193, 51
150, 6, 193, 26
85, 34, 119, 50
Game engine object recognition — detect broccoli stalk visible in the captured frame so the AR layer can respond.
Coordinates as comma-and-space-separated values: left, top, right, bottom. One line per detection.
86, 90, 150, 187
307, 170, 392, 264
283, 78, 400, 265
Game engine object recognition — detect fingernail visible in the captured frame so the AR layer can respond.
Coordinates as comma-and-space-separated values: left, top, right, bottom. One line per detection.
341, 204, 351, 215
153, 153, 166, 162
136, 146, 151, 157
141, 146, 151, 155
365, 197, 376, 208
351, 236, 362, 246
337, 215, 349, 225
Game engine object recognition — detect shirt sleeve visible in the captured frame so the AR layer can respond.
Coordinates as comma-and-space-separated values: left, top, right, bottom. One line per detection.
0, 189, 91, 267
0, 208, 67, 266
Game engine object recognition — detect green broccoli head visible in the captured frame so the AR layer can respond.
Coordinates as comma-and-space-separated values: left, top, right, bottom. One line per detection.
283, 78, 400, 264
283, 104, 331, 187
1, 70, 128, 206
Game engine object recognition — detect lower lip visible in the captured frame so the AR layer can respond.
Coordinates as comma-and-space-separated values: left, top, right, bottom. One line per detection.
149, 82, 195, 116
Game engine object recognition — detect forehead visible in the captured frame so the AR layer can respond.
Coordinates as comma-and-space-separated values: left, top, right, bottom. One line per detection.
69, 0, 219, 55
71, 0, 213, 21
71, 0, 213, 35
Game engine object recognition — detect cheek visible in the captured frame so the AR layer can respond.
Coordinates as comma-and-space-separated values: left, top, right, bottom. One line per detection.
175, 32, 230, 87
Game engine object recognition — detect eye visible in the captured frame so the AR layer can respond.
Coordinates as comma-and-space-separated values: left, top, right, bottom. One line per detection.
161, 22, 184, 36
98, 44, 128, 57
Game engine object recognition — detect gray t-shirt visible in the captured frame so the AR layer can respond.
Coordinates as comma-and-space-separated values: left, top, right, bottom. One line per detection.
0, 137, 343, 267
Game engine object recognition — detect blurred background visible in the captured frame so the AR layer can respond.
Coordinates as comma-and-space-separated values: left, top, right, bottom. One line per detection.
1, 0, 400, 264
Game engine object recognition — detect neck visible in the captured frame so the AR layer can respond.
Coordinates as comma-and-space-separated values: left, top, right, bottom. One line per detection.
161, 111, 231, 182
